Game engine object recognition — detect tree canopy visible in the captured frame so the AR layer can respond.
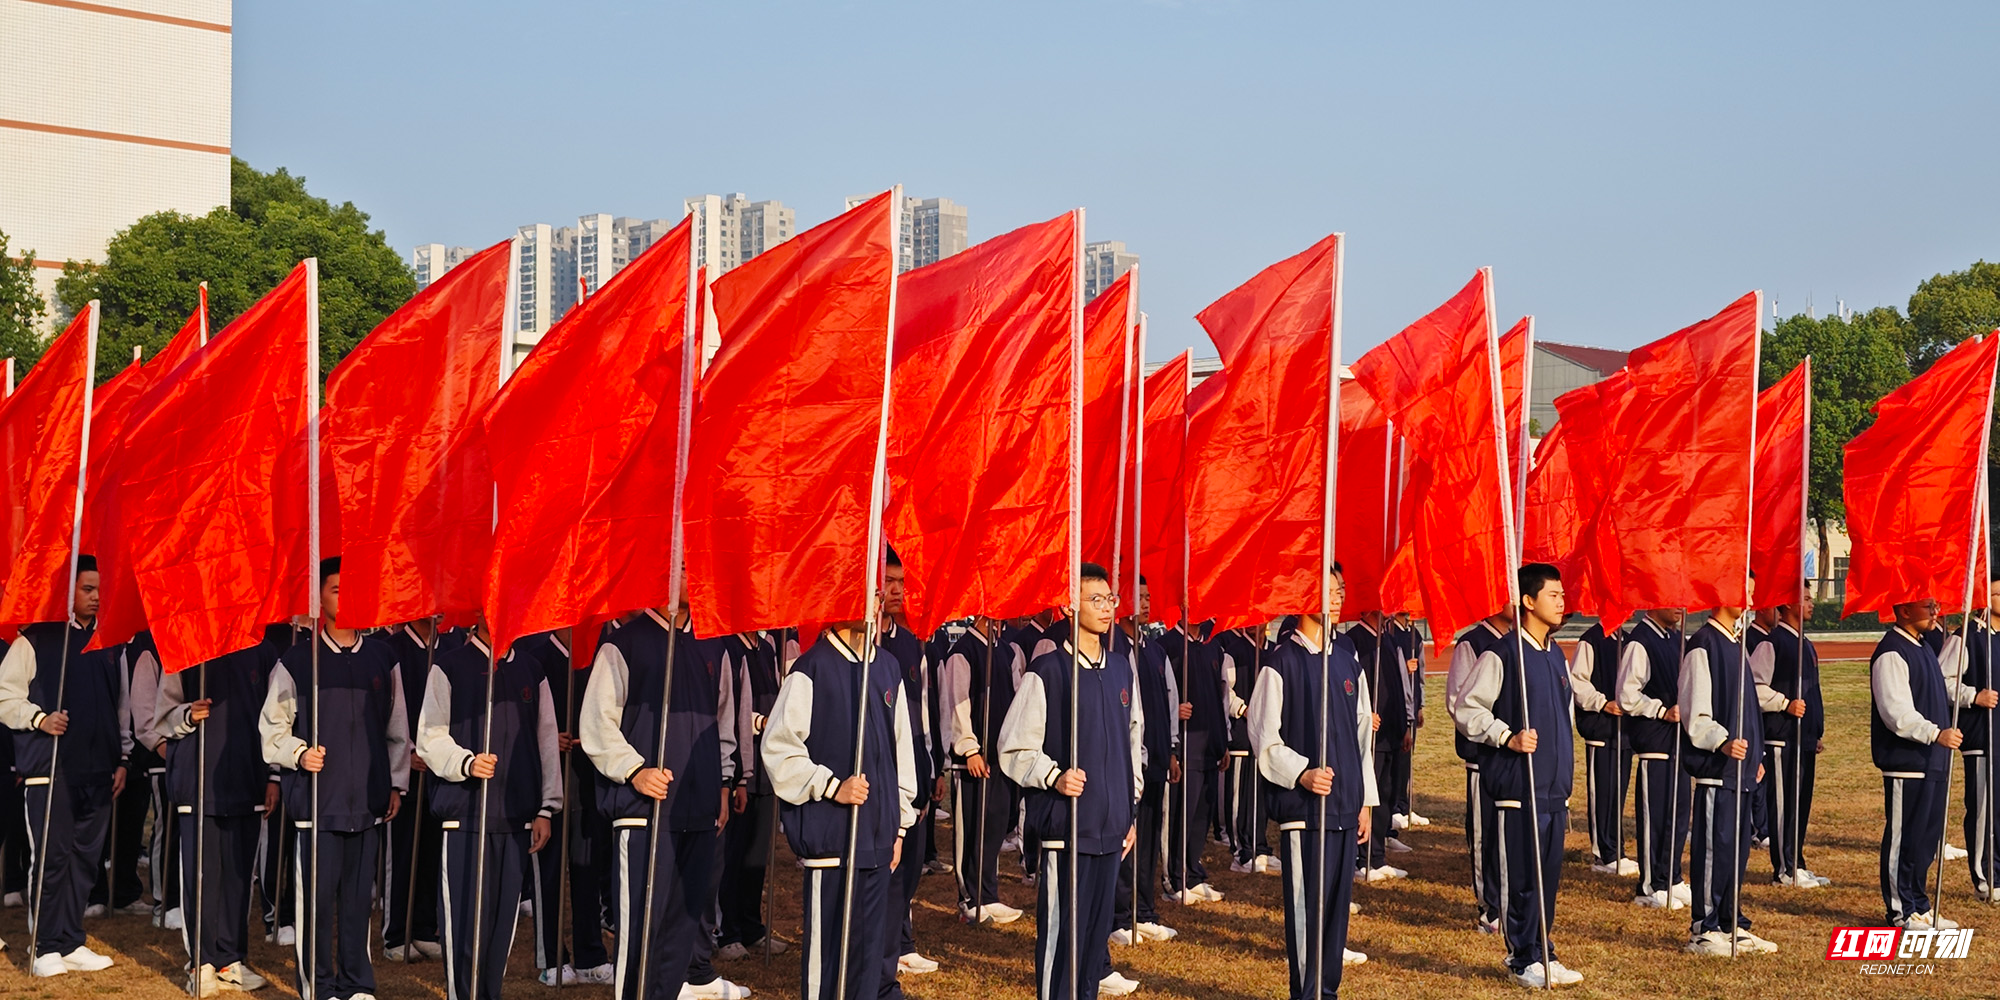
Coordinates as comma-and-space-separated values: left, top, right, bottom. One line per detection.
0, 229, 48, 373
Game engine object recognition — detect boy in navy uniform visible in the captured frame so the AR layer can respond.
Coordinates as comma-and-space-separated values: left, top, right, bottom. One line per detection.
1353, 610, 1411, 881
1569, 620, 1636, 875
1617, 609, 1693, 909
878, 553, 943, 983
382, 618, 459, 962
942, 616, 1026, 924
580, 602, 745, 1000
0, 555, 127, 977
156, 627, 288, 994
1953, 577, 2000, 901
1677, 603, 1775, 957
763, 619, 917, 1000
1458, 564, 1583, 987
1250, 563, 1376, 999
1870, 598, 1987, 929
1112, 578, 1179, 945
127, 632, 181, 928
515, 627, 618, 983
1217, 624, 1274, 874
1445, 607, 1511, 933
1001, 563, 1144, 1000
416, 623, 562, 1000
1163, 619, 1225, 904
718, 630, 788, 957
1752, 596, 1829, 889
1388, 613, 1428, 830
259, 558, 412, 1000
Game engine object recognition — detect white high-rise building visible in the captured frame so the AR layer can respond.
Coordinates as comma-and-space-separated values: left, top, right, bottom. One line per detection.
684, 193, 794, 276
412, 243, 478, 291
0, 0, 233, 325
514, 223, 576, 345
1084, 240, 1139, 301
842, 194, 968, 273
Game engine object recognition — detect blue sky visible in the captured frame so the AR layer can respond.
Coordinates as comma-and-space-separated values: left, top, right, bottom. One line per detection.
235, 1, 2000, 364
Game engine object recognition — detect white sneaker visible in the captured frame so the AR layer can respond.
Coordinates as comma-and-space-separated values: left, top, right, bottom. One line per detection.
1799, 868, 1831, 888
189, 964, 222, 998
1254, 854, 1282, 874
384, 945, 423, 962
1751, 836, 1770, 850
1001, 833, 1022, 854
1514, 962, 1553, 988
570, 964, 616, 985
933, 809, 950, 822
1669, 882, 1693, 909
84, 903, 107, 918
1384, 837, 1413, 853
349, 994, 378, 1000
1685, 931, 1734, 957
1546, 960, 1584, 986
1408, 811, 1432, 826
62, 945, 114, 971
414, 939, 443, 959
1733, 929, 1778, 955
1391, 813, 1410, 831
897, 952, 939, 974
1944, 843, 1969, 861
1364, 865, 1408, 882
964, 902, 1023, 924
1229, 860, 1256, 874
1099, 971, 1140, 996
1590, 861, 1620, 874
164, 907, 185, 931
272, 926, 295, 947
538, 969, 562, 987
1109, 928, 1137, 946
1903, 910, 1959, 931
1633, 890, 1669, 909
716, 942, 750, 961
217, 961, 268, 990
1136, 921, 1177, 942
1168, 888, 1207, 905
1775, 871, 1822, 889
32, 951, 69, 977
1477, 916, 1501, 934
520, 899, 534, 916
3, 890, 22, 907
1194, 882, 1225, 901
1615, 858, 1640, 876
1342, 948, 1367, 966
680, 980, 752, 1000
1349, 901, 1360, 915
116, 899, 155, 916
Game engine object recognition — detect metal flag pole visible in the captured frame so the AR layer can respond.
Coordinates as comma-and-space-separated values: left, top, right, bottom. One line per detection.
1614, 624, 1627, 869
1065, 207, 1085, 1000
1311, 235, 1344, 1000
1985, 501, 1998, 901
974, 621, 994, 924
1789, 359, 1812, 886
1665, 612, 1684, 923
304, 259, 323, 1000
833, 188, 902, 1000
1126, 297, 1145, 944
554, 625, 575, 987
763, 628, 790, 968
26, 299, 98, 965
1727, 295, 1763, 959
193, 659, 206, 989
635, 215, 701, 1000
1935, 334, 1997, 924
400, 619, 438, 964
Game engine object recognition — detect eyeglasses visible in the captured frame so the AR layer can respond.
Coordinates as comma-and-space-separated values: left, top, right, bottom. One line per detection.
1084, 594, 1121, 610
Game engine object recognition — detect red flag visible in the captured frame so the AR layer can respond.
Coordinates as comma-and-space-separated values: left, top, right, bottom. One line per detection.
90, 292, 208, 650
119, 263, 318, 671
79, 349, 144, 556
1539, 371, 1639, 620
0, 302, 97, 626
1184, 234, 1341, 622
1080, 269, 1135, 571
1500, 316, 1530, 511
1333, 386, 1393, 618
1751, 361, 1810, 608
686, 192, 897, 636
884, 212, 1077, 637
1351, 269, 1509, 648
328, 238, 512, 630
1843, 333, 1999, 618
485, 218, 693, 654
1590, 293, 1760, 621
1140, 352, 1191, 627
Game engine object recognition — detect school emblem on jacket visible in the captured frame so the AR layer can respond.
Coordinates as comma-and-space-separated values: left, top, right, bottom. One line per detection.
521, 685, 535, 705
884, 686, 897, 707
1120, 687, 1130, 707
1343, 678, 1355, 696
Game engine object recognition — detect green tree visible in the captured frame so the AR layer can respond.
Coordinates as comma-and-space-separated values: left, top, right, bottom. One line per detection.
1905, 261, 2000, 375
57, 158, 414, 380
0, 229, 49, 372
1760, 307, 1911, 600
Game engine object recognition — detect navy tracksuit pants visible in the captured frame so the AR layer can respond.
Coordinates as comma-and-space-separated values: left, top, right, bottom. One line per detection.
1765, 741, 1817, 882
441, 827, 532, 1000
1495, 799, 1563, 973
384, 777, 442, 950
1583, 735, 1633, 867
1227, 751, 1270, 865
1963, 751, 1998, 896
615, 824, 717, 1000
1689, 782, 1754, 937
1033, 845, 1118, 1000
23, 778, 113, 958
292, 826, 381, 1000
1634, 753, 1690, 895
1165, 733, 1213, 892
800, 858, 891, 1000
1881, 773, 1947, 924
178, 811, 260, 969
1277, 822, 1357, 1000
1465, 765, 1500, 924
953, 769, 1019, 910
1114, 781, 1166, 929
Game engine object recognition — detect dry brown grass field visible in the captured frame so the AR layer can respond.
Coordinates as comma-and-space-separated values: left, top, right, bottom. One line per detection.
1, 657, 1995, 999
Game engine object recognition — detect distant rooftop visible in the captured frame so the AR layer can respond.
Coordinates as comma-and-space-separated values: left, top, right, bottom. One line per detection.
1537, 341, 1630, 375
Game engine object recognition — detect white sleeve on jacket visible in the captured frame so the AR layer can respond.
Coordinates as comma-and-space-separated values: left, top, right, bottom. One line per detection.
998, 671, 1061, 790
1679, 648, 1729, 751
1444, 641, 1479, 737
1356, 666, 1379, 809
1129, 679, 1146, 803
1872, 651, 1940, 745
386, 664, 412, 794
0, 636, 41, 731
943, 651, 978, 758
1942, 634, 1982, 707
732, 649, 758, 782
1617, 640, 1665, 719
1163, 655, 1182, 747
1457, 651, 1514, 749
1250, 666, 1309, 789
415, 663, 474, 782
1568, 642, 1606, 713
717, 649, 738, 784
154, 653, 199, 747
762, 670, 839, 805
579, 642, 646, 784
893, 682, 919, 831
1750, 642, 1788, 713
537, 679, 562, 816
1221, 652, 1247, 719
117, 648, 134, 761
259, 663, 306, 769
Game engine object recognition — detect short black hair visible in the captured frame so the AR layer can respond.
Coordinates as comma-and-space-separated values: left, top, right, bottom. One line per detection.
1329, 561, 1343, 575
1138, 575, 1148, 585
1081, 562, 1110, 585
885, 546, 902, 568
319, 556, 342, 584
1519, 562, 1561, 600
74, 554, 97, 574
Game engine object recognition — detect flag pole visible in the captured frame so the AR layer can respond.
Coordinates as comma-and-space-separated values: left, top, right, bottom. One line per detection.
634, 214, 702, 1000
1127, 303, 1146, 944
1935, 334, 1997, 925
973, 619, 994, 924
399, 619, 437, 964
1789, 359, 1811, 887
554, 625, 575, 986
304, 259, 323, 1000
1066, 206, 1085, 1000
835, 187, 901, 1000
25, 301, 98, 965
1728, 293, 1764, 958
1311, 236, 1344, 1000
